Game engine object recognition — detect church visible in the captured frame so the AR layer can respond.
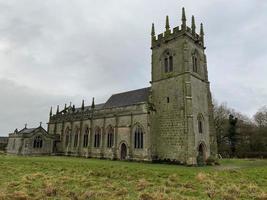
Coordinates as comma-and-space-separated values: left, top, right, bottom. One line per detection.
7, 8, 217, 165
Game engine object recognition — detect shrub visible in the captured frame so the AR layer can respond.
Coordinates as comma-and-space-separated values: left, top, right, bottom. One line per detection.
206, 156, 220, 166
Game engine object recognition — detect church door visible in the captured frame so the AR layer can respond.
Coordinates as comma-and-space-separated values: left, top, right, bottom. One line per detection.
197, 143, 206, 165
120, 143, 127, 160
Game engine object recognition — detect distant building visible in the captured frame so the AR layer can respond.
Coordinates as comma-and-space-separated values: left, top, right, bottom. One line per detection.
0, 137, 8, 151
6, 125, 59, 155
6, 8, 217, 165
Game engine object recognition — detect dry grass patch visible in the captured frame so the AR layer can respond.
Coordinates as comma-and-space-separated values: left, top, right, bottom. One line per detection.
11, 191, 29, 200
114, 187, 128, 197
256, 192, 267, 200
44, 184, 57, 197
0, 192, 6, 200
195, 172, 207, 182
136, 178, 150, 191
139, 193, 154, 200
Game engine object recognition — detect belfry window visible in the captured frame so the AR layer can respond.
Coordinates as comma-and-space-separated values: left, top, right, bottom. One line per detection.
164, 52, 174, 73
107, 126, 114, 148
94, 127, 101, 148
169, 56, 173, 71
134, 125, 144, 149
83, 127, 89, 147
192, 55, 198, 73
33, 136, 43, 148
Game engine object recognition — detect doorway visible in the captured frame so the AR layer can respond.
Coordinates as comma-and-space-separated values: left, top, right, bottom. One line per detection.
120, 143, 127, 160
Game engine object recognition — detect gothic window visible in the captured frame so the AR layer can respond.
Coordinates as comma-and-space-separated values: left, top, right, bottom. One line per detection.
192, 50, 199, 73
134, 125, 144, 149
197, 114, 204, 134
94, 127, 101, 148
107, 126, 114, 148
74, 128, 79, 147
83, 127, 89, 147
164, 58, 168, 73
65, 127, 70, 147
163, 51, 174, 73
33, 136, 43, 148
169, 56, 173, 71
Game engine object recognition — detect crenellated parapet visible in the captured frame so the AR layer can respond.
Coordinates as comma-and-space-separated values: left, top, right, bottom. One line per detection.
151, 7, 205, 49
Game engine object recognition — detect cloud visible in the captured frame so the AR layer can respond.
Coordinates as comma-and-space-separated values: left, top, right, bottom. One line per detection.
0, 0, 267, 135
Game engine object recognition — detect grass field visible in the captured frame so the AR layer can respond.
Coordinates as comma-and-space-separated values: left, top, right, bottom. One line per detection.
0, 155, 266, 200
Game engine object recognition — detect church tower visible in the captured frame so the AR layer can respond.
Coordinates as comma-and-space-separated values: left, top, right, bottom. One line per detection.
150, 8, 217, 165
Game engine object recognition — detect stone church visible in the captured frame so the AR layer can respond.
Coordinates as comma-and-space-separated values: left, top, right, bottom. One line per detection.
7, 8, 217, 165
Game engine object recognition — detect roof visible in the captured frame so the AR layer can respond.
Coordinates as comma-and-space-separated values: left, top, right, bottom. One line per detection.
103, 87, 151, 109
19, 128, 37, 134
16, 126, 48, 135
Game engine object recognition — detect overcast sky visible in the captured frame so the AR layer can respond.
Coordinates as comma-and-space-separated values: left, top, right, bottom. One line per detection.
0, 0, 266, 136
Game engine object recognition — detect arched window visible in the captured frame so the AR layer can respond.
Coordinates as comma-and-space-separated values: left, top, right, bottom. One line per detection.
83, 127, 89, 147
33, 136, 43, 148
197, 114, 204, 134
163, 51, 174, 73
107, 126, 114, 148
74, 127, 79, 147
192, 50, 200, 73
65, 127, 70, 147
134, 125, 144, 149
94, 127, 101, 148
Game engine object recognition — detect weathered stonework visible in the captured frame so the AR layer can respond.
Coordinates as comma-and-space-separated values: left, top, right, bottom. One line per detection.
6, 126, 59, 155
6, 8, 217, 165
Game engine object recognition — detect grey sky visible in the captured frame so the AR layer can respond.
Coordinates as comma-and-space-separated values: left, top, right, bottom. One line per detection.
0, 0, 266, 136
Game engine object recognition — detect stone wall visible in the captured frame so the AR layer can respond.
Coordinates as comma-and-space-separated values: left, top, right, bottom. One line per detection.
48, 103, 151, 161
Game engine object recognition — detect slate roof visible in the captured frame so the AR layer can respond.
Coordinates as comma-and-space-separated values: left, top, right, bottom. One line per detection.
103, 87, 151, 109
19, 128, 37, 134
17, 127, 48, 135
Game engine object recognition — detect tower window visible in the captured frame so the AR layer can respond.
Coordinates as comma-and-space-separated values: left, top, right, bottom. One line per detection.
164, 58, 168, 73
169, 56, 173, 72
167, 97, 170, 103
163, 52, 174, 73
197, 114, 204, 134
192, 55, 198, 73
198, 121, 203, 133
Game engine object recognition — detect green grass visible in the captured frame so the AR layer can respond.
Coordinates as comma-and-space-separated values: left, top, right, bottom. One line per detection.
0, 155, 266, 200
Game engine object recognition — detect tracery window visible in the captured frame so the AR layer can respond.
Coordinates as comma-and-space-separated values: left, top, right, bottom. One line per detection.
192, 50, 200, 73
74, 127, 79, 147
107, 126, 114, 148
33, 136, 43, 148
134, 125, 144, 149
65, 127, 70, 147
94, 127, 101, 148
83, 127, 89, 147
164, 52, 174, 73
